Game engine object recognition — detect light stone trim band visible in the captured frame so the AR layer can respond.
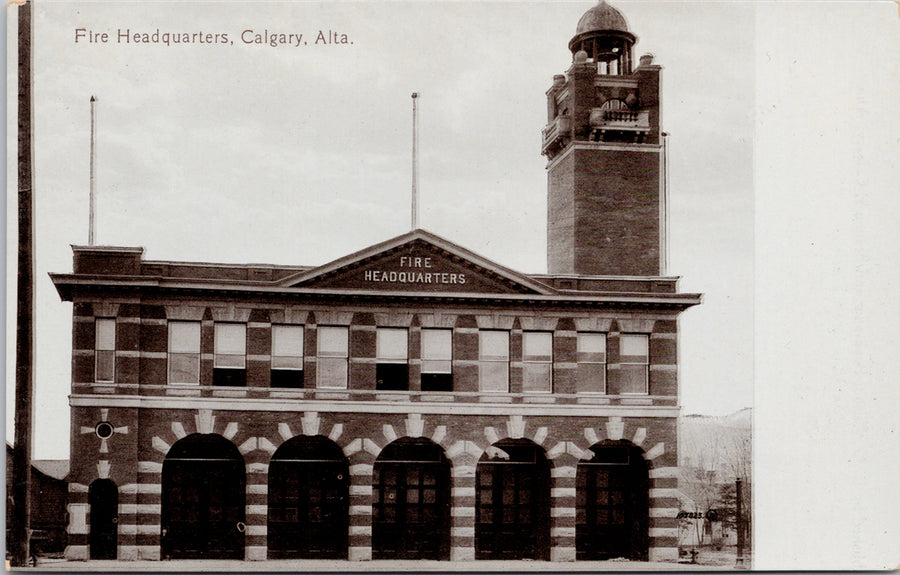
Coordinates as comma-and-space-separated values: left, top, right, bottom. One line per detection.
649, 488, 679, 499
349, 464, 373, 476
452, 487, 476, 497
551, 466, 576, 478
451, 465, 476, 478
69, 394, 682, 419
649, 507, 679, 518
551, 488, 576, 498
649, 466, 679, 479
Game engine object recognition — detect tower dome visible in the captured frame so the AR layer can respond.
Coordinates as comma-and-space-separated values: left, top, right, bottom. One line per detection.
568, 1, 636, 74
575, 0, 630, 35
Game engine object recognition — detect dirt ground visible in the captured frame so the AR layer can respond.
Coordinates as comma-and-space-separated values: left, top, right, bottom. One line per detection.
15, 556, 743, 572
678, 545, 752, 568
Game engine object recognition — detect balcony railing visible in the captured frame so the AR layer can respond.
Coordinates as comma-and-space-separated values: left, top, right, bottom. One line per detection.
541, 115, 572, 156
589, 108, 650, 131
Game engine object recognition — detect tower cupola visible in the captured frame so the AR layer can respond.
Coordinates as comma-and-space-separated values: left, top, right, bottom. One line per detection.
568, 0, 636, 75
543, 1, 667, 277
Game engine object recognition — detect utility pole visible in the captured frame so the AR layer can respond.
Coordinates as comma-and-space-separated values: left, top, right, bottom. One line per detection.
12, 0, 36, 566
736, 477, 745, 567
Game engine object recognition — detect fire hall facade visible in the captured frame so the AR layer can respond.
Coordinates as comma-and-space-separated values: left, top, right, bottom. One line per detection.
52, 1, 701, 564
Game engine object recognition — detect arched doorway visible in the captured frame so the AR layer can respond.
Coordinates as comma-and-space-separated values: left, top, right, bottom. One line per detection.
161, 433, 246, 559
267, 435, 349, 559
88, 478, 118, 559
576, 440, 649, 560
372, 438, 451, 560
475, 438, 550, 560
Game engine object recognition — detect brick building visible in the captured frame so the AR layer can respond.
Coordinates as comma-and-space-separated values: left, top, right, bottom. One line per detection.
51, 1, 701, 564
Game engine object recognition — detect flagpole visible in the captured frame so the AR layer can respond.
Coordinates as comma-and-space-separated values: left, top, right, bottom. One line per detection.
411, 92, 419, 230
89, 95, 97, 245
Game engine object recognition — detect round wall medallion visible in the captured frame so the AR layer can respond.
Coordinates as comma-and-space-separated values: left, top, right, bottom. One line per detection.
95, 421, 115, 439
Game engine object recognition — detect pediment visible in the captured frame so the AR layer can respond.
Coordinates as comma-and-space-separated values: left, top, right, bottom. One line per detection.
281, 230, 553, 295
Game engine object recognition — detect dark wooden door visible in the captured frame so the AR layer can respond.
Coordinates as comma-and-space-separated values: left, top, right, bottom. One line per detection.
89, 479, 118, 560
576, 443, 649, 561
268, 459, 348, 558
475, 440, 550, 560
161, 434, 246, 560
372, 439, 450, 560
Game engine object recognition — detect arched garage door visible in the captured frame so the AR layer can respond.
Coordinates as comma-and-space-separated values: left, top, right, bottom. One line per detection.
576, 441, 649, 560
475, 438, 550, 560
161, 433, 246, 559
267, 435, 349, 559
372, 438, 451, 560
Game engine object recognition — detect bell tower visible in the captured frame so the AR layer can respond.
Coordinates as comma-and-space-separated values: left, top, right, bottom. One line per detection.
543, 1, 665, 276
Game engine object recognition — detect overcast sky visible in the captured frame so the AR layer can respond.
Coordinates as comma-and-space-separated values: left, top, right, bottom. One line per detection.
8, 0, 752, 459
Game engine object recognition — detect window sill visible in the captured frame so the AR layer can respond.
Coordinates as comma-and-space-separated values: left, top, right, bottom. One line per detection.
522, 395, 555, 404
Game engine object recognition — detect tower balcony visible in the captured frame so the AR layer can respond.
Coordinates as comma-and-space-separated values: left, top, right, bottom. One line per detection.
589, 107, 651, 142
541, 115, 572, 158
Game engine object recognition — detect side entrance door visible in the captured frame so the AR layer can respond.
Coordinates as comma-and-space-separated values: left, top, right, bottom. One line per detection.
89, 479, 118, 560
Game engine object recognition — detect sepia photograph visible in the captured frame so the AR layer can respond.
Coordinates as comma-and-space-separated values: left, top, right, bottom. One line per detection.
5, 0, 897, 571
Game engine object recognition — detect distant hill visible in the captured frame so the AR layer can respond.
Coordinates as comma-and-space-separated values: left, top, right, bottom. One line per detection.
679, 408, 752, 480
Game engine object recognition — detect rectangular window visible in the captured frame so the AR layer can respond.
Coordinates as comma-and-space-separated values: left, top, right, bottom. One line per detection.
376, 328, 408, 391
317, 326, 349, 389
421, 328, 452, 392
214, 323, 247, 387
619, 334, 649, 394
479, 330, 509, 393
95, 318, 116, 383
522, 332, 553, 393
271, 324, 304, 388
168, 321, 200, 385
577, 332, 607, 393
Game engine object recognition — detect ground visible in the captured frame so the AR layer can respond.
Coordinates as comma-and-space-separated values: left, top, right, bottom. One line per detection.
678, 545, 752, 568
12, 557, 745, 572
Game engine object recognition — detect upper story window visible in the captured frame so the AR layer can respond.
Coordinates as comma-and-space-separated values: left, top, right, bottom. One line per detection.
479, 330, 509, 393
168, 321, 200, 385
271, 324, 304, 389
577, 332, 607, 393
214, 323, 247, 387
522, 332, 553, 393
376, 328, 408, 391
421, 328, 452, 392
95, 318, 116, 383
619, 334, 649, 394
317, 326, 349, 389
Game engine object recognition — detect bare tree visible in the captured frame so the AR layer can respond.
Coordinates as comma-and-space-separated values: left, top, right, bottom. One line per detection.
678, 411, 752, 550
